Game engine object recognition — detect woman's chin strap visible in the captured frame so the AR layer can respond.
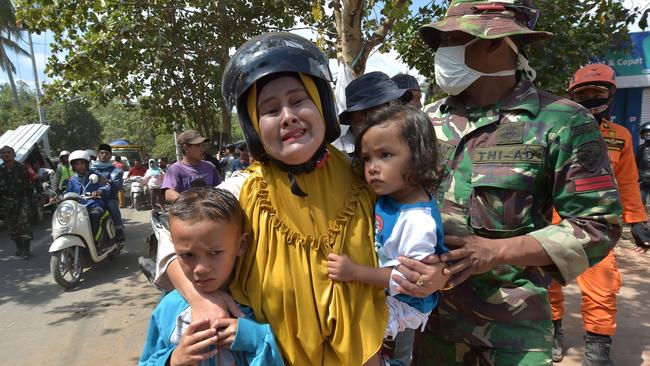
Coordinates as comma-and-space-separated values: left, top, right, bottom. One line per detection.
272, 144, 330, 197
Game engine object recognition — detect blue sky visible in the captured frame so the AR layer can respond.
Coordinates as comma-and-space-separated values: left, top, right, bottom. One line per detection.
1, 0, 645, 88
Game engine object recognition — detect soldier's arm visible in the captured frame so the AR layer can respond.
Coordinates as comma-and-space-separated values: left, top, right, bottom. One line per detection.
615, 128, 648, 224
528, 110, 621, 285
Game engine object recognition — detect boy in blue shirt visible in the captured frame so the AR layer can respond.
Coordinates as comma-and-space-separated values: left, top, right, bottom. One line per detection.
139, 187, 283, 366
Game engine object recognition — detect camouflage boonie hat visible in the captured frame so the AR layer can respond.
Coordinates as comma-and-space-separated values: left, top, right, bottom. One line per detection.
420, 0, 552, 49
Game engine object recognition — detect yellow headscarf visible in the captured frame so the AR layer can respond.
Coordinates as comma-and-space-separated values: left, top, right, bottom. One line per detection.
231, 72, 387, 366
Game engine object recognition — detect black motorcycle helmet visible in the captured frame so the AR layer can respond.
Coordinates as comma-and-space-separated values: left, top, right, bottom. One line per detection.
221, 32, 340, 162
641, 122, 650, 138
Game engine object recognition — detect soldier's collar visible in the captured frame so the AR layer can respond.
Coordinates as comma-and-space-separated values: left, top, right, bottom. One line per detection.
440, 80, 539, 116
499, 80, 540, 117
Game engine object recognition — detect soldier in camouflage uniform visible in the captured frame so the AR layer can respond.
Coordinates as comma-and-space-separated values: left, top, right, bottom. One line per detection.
0, 146, 34, 259
387, 1, 623, 365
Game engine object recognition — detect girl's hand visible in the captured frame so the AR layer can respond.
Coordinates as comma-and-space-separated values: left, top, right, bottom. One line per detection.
327, 253, 359, 282
212, 318, 239, 348
170, 318, 219, 366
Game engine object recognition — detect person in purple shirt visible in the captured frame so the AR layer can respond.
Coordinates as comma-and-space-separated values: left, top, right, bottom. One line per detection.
162, 130, 222, 202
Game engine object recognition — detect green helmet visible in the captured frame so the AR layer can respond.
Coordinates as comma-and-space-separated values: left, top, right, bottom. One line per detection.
420, 0, 552, 49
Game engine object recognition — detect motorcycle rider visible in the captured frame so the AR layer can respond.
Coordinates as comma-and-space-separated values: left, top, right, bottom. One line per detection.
637, 122, 650, 206
91, 144, 126, 242
55, 150, 73, 192
548, 63, 650, 365
0, 145, 34, 259
67, 150, 111, 238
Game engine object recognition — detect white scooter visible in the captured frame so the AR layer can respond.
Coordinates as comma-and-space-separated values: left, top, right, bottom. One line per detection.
49, 174, 123, 288
128, 176, 148, 211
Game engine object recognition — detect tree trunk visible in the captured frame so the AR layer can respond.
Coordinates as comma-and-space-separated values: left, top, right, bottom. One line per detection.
1, 40, 21, 109
219, 100, 232, 145
334, 0, 364, 76
333, 0, 409, 76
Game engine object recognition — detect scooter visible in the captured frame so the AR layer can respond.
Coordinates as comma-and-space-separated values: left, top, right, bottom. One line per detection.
129, 176, 148, 211
49, 174, 123, 288
138, 209, 168, 291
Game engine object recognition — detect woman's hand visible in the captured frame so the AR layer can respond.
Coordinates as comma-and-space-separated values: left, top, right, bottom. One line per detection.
189, 290, 244, 324
393, 255, 450, 297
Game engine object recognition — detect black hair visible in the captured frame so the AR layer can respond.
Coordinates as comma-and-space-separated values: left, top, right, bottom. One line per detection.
354, 105, 442, 191
169, 187, 244, 230
98, 143, 112, 153
114, 155, 121, 162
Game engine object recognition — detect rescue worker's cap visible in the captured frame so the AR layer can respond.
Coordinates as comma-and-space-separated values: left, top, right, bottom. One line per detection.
59, 150, 70, 157
178, 130, 209, 145
420, 0, 552, 50
69, 150, 91, 164
640, 122, 650, 134
339, 72, 411, 125
568, 63, 617, 94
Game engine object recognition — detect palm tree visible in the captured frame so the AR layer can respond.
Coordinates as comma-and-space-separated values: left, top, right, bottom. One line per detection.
0, 0, 30, 108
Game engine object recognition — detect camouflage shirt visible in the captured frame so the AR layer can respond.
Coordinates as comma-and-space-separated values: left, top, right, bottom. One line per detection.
0, 161, 33, 210
426, 80, 621, 351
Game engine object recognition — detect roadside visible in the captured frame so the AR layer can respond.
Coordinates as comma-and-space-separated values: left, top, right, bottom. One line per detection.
0, 208, 160, 365
557, 237, 650, 366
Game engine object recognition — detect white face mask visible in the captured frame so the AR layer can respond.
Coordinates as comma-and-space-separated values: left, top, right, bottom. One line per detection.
434, 37, 536, 96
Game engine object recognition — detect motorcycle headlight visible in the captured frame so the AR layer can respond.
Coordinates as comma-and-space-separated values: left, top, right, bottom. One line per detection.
56, 202, 75, 226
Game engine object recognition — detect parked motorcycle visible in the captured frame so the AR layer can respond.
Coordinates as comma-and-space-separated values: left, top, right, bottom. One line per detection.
138, 209, 167, 291
49, 174, 123, 288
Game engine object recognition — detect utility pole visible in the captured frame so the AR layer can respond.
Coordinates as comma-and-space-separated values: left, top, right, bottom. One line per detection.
173, 121, 182, 162
27, 31, 50, 157
27, 32, 45, 124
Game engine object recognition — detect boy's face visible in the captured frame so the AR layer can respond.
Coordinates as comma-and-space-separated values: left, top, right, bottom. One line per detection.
171, 218, 247, 294
73, 160, 88, 174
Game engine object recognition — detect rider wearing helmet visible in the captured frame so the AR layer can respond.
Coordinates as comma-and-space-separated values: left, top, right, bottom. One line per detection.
67, 150, 111, 237
91, 143, 125, 242
55, 150, 73, 192
637, 122, 650, 205
547, 63, 650, 364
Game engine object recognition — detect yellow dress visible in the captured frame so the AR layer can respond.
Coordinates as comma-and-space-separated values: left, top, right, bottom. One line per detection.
230, 146, 387, 365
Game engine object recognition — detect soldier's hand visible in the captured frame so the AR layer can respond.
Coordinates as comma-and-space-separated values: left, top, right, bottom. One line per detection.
439, 235, 502, 289
630, 222, 650, 253
394, 255, 448, 297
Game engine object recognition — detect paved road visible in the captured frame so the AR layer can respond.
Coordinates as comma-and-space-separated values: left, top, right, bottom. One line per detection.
557, 239, 650, 366
0, 208, 160, 365
1, 209, 649, 365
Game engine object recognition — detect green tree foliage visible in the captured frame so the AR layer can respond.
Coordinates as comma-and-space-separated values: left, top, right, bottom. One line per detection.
392, 0, 645, 96
16, 1, 311, 142
1, 82, 101, 154
46, 98, 102, 154
1, 0, 30, 107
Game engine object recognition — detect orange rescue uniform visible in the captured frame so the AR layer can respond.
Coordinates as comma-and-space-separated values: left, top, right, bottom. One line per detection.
549, 120, 647, 336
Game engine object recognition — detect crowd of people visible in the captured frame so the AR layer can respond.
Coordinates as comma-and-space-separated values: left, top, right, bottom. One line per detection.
138, 1, 650, 366
3, 1, 650, 365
